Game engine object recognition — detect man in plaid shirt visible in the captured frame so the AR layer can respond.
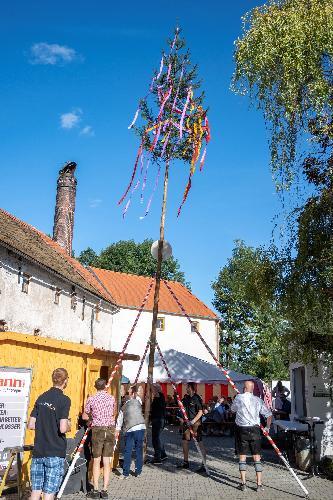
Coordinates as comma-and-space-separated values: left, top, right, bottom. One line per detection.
82, 378, 116, 499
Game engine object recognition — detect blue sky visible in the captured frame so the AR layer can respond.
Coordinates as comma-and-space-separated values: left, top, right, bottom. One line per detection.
0, 0, 281, 308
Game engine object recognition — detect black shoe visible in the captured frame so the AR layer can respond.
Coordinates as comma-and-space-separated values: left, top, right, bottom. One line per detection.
151, 458, 162, 464
87, 490, 100, 499
176, 461, 189, 469
161, 455, 168, 462
196, 464, 209, 476
256, 484, 264, 492
100, 491, 108, 499
238, 483, 246, 492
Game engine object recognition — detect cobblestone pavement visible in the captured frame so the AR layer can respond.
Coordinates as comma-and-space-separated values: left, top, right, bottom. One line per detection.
1, 426, 332, 499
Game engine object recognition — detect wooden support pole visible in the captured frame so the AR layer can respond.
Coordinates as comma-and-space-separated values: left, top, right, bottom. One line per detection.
144, 160, 170, 436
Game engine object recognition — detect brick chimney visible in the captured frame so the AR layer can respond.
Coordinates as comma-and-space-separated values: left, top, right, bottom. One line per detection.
53, 161, 77, 255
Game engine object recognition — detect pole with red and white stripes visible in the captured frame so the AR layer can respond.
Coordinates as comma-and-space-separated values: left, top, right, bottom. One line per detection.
57, 278, 154, 499
156, 341, 209, 475
163, 280, 309, 497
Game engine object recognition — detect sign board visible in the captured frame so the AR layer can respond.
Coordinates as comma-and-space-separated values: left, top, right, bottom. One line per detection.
0, 367, 32, 452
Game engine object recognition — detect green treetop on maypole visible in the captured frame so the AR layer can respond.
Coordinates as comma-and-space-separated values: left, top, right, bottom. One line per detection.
118, 27, 210, 218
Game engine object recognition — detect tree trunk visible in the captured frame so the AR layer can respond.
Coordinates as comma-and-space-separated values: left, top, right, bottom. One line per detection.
143, 160, 170, 446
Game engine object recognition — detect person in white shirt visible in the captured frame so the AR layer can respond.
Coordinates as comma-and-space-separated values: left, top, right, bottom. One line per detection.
231, 381, 272, 492
115, 385, 146, 478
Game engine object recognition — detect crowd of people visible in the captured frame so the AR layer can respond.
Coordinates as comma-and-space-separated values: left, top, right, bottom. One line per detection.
27, 368, 273, 499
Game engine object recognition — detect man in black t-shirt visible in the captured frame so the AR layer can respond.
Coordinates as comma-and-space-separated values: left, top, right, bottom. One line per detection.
28, 368, 71, 500
177, 382, 207, 473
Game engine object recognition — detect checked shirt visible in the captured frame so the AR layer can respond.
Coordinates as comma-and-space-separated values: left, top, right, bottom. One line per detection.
84, 390, 115, 427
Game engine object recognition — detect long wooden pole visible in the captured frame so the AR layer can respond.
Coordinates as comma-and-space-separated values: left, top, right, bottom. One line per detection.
144, 160, 170, 436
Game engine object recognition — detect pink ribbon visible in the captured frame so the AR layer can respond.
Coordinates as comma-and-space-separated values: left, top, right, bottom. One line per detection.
140, 164, 161, 219
199, 147, 207, 171
179, 87, 191, 139
141, 158, 150, 203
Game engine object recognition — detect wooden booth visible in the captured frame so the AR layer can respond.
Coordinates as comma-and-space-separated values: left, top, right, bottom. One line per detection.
0, 331, 138, 488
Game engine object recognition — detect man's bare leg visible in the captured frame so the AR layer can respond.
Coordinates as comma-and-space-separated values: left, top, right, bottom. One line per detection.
102, 457, 111, 490
92, 457, 101, 490
253, 454, 262, 485
198, 442, 206, 461
30, 491, 42, 500
239, 454, 247, 484
44, 494, 55, 500
182, 440, 189, 462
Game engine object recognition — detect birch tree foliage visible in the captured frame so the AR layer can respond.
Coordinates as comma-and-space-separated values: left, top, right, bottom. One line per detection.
232, 0, 333, 188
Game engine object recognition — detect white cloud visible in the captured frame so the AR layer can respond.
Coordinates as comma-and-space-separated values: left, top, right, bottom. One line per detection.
89, 198, 102, 208
29, 42, 79, 65
60, 109, 82, 129
80, 125, 95, 136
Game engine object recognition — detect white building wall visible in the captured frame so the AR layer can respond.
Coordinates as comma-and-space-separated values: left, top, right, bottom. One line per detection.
0, 246, 114, 349
111, 306, 219, 382
290, 361, 333, 459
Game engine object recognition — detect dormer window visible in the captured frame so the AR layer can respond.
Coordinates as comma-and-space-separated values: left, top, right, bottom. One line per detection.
22, 274, 31, 294
54, 287, 61, 305
191, 321, 199, 333
71, 287, 77, 311
95, 302, 101, 322
82, 297, 86, 320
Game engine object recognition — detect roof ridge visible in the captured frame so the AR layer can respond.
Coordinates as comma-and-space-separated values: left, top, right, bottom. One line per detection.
0, 208, 113, 303
92, 267, 218, 319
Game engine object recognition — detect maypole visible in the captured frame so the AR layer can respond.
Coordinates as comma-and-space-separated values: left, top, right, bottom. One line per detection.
144, 160, 169, 429
118, 26, 210, 454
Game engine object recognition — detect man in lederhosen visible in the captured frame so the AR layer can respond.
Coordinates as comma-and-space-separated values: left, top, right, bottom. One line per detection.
231, 380, 272, 492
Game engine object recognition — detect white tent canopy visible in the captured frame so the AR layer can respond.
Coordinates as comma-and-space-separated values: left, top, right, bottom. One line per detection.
124, 348, 258, 385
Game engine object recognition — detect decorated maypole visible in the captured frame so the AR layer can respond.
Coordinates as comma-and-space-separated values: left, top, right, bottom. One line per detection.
118, 27, 210, 434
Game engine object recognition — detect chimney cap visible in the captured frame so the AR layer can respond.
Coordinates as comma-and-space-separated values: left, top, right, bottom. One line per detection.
59, 161, 77, 176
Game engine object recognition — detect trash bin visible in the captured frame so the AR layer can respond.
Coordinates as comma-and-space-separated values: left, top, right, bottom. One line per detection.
295, 436, 312, 472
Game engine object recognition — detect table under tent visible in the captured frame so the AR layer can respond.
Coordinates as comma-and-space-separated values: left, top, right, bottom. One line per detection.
122, 349, 262, 403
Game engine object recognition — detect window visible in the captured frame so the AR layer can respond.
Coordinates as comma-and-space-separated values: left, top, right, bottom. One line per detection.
54, 287, 61, 305
191, 321, 199, 333
157, 317, 165, 331
81, 297, 86, 320
71, 287, 77, 311
22, 274, 31, 294
95, 302, 101, 322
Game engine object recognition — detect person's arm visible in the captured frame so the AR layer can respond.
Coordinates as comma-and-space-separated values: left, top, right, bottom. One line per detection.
60, 418, 71, 434
82, 397, 91, 421
191, 409, 203, 425
28, 399, 39, 430
59, 397, 71, 434
230, 397, 238, 413
260, 401, 273, 432
284, 387, 290, 397
115, 409, 124, 438
190, 396, 203, 425
27, 416, 36, 430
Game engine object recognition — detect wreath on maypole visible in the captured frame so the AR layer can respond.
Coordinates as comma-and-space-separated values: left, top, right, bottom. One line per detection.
118, 27, 211, 218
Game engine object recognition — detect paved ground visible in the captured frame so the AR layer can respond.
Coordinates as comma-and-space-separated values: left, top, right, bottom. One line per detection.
1, 425, 332, 499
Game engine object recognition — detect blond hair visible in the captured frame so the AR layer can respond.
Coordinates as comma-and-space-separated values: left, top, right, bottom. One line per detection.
52, 368, 68, 387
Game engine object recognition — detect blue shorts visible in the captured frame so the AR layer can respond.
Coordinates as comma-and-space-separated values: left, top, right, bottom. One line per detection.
31, 457, 65, 494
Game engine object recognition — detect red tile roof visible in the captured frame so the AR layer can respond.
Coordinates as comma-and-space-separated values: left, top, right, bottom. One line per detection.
0, 208, 114, 304
91, 268, 218, 320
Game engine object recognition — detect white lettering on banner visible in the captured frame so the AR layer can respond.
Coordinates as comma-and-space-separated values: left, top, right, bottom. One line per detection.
0, 367, 32, 460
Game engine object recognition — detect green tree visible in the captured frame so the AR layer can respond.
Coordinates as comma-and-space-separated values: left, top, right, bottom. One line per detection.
77, 247, 98, 267
78, 239, 189, 287
212, 241, 288, 380
232, 0, 333, 187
